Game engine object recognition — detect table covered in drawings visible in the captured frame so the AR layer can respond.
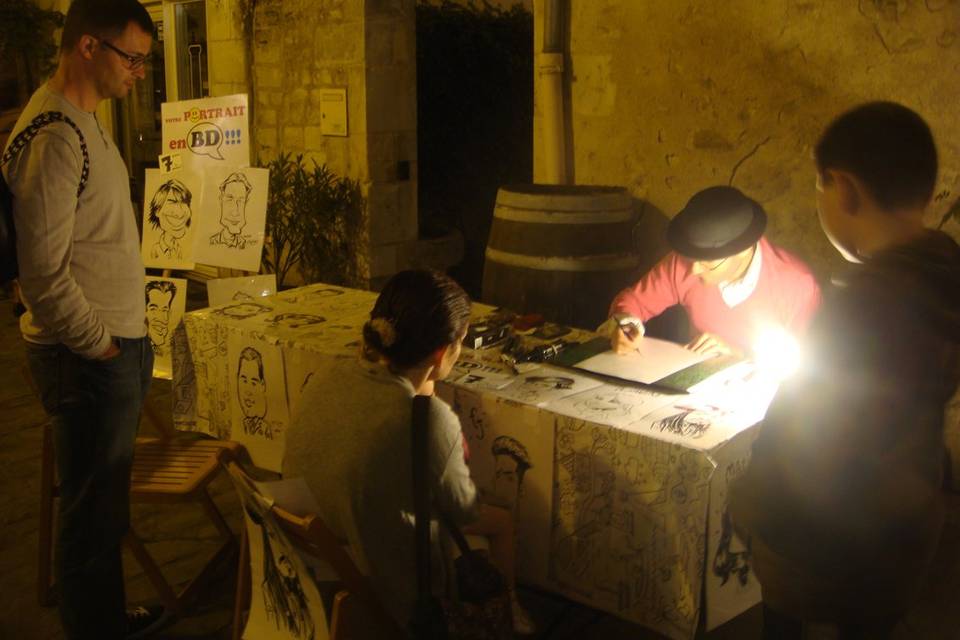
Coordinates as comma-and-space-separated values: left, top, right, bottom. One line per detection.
171, 283, 772, 639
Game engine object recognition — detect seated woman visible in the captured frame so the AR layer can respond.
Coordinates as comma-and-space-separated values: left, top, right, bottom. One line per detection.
283, 269, 532, 634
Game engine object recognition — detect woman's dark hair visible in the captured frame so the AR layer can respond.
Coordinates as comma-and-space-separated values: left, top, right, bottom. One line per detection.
362, 270, 470, 369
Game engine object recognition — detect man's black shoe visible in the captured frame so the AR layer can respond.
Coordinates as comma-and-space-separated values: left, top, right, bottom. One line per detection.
125, 604, 171, 639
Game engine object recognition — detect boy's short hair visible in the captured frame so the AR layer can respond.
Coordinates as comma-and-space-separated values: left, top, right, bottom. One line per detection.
61, 0, 154, 53
814, 102, 937, 212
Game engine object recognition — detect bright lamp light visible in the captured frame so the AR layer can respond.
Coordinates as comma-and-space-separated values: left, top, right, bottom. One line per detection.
753, 326, 802, 380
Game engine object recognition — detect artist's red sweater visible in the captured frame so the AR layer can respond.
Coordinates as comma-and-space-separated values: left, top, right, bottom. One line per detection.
609, 237, 821, 353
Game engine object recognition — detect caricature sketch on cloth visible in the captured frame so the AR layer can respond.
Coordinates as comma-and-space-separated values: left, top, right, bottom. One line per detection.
145, 276, 187, 379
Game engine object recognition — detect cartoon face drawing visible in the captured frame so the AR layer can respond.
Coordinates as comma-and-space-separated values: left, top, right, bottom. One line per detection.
145, 280, 177, 349
491, 435, 532, 511
210, 172, 253, 248
148, 179, 192, 259
237, 347, 267, 423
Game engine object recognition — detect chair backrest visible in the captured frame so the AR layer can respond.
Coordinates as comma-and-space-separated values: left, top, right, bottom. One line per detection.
224, 461, 404, 637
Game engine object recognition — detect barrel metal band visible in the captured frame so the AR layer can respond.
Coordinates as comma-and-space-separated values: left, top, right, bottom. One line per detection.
485, 247, 638, 272
492, 206, 634, 225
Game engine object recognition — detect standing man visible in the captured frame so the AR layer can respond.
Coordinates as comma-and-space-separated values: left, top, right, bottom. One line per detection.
3, 1, 164, 637
729, 103, 960, 638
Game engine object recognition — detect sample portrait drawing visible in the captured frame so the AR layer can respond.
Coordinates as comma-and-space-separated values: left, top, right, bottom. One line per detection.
145, 280, 177, 357
148, 178, 192, 260
238, 347, 273, 439
244, 504, 317, 640
491, 435, 532, 511
713, 508, 751, 587
267, 313, 326, 330
651, 405, 716, 440
214, 302, 273, 319
210, 171, 254, 249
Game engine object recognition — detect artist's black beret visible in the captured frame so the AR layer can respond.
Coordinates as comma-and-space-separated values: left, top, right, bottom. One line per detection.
666, 186, 767, 260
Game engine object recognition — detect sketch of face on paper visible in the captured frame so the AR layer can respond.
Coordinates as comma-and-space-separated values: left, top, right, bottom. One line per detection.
228, 332, 291, 472
239, 493, 320, 640
713, 508, 751, 587
498, 370, 600, 407
237, 347, 271, 437
267, 313, 326, 330
144, 276, 187, 379
651, 404, 719, 440
194, 166, 269, 272
141, 170, 197, 269
207, 274, 277, 307
213, 302, 273, 319
491, 435, 532, 511
210, 172, 253, 248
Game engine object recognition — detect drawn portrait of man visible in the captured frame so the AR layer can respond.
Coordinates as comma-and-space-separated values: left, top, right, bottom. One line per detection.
491, 435, 532, 511
215, 302, 273, 319
145, 280, 177, 356
267, 313, 326, 330
238, 346, 271, 438
148, 179, 192, 260
210, 171, 253, 249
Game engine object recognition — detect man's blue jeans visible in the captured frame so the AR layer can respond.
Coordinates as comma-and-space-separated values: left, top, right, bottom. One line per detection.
26, 337, 153, 640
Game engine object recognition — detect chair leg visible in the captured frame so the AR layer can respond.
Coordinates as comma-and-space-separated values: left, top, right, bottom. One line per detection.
233, 525, 250, 640
37, 422, 56, 607
124, 529, 185, 617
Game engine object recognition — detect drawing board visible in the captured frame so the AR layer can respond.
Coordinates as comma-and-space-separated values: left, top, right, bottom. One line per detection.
192, 166, 269, 271
228, 331, 289, 469
141, 169, 199, 270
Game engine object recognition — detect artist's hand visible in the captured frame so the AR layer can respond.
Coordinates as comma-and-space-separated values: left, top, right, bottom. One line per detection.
611, 321, 643, 355
686, 332, 733, 357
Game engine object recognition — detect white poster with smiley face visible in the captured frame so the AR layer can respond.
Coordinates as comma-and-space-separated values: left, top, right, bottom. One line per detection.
145, 276, 188, 379
192, 166, 269, 272
141, 169, 200, 270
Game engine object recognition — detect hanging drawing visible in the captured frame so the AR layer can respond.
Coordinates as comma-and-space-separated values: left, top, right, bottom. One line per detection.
141, 170, 199, 270
227, 467, 328, 640
145, 276, 188, 379
193, 166, 270, 271
207, 274, 277, 307
228, 332, 289, 470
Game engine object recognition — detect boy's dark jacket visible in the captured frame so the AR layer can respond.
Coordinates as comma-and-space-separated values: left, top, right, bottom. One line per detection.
729, 230, 960, 622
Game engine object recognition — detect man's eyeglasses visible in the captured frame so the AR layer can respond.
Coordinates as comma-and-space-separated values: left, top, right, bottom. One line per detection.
99, 39, 151, 70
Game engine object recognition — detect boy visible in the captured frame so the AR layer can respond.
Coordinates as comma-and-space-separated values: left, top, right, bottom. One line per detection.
729, 102, 960, 638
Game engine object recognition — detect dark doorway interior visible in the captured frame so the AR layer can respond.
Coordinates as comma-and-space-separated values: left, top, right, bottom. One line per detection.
416, 1, 533, 298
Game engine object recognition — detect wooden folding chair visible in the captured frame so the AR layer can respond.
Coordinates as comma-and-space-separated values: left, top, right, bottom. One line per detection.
224, 461, 405, 640
34, 365, 245, 616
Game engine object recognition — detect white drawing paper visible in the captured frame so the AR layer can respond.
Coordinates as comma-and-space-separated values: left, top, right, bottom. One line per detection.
141, 169, 199, 270
207, 274, 277, 307
574, 337, 713, 385
193, 166, 269, 272
450, 355, 516, 391
228, 332, 289, 470
635, 398, 758, 451
160, 94, 250, 171
145, 276, 188, 379
229, 471, 329, 640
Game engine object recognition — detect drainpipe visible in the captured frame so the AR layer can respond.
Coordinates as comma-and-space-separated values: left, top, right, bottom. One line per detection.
539, 0, 568, 185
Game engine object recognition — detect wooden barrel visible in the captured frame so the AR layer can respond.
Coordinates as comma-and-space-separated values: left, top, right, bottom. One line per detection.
482, 184, 638, 330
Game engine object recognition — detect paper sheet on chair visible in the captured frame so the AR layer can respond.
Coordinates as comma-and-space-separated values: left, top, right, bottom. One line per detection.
574, 337, 712, 384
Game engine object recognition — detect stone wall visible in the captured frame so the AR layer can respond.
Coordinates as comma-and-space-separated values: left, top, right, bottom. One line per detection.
534, 0, 960, 279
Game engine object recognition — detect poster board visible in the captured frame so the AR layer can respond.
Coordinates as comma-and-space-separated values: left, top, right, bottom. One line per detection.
141, 169, 199, 270
160, 94, 250, 171
192, 166, 269, 271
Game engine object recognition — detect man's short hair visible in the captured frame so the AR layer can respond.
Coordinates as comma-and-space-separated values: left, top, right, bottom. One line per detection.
815, 102, 937, 212
220, 172, 252, 198
144, 279, 176, 305
148, 179, 192, 230
60, 0, 154, 53
238, 346, 265, 381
